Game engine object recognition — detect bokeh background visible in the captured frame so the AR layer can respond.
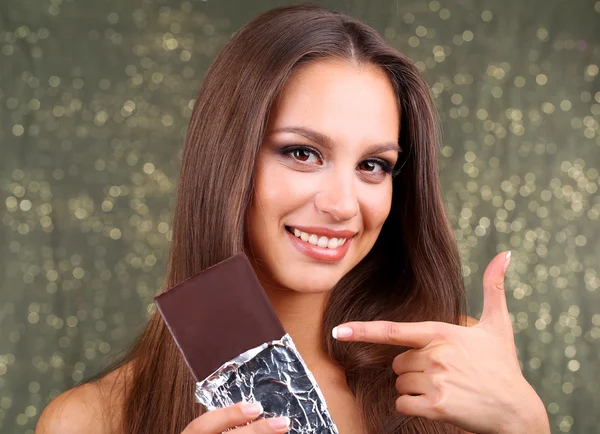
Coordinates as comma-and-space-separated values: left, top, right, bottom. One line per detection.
1, 0, 599, 432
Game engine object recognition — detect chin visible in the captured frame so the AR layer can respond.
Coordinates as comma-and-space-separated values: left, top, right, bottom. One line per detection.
265, 255, 356, 294
278, 273, 341, 294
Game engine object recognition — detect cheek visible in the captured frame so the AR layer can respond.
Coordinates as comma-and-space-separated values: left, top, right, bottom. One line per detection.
254, 158, 320, 212
361, 183, 393, 232
248, 158, 313, 235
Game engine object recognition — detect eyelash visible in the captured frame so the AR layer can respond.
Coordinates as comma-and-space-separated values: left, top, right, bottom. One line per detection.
279, 145, 398, 176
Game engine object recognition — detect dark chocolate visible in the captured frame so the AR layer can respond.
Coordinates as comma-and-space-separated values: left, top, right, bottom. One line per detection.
154, 252, 286, 381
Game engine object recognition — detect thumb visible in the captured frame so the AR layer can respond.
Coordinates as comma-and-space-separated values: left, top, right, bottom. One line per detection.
480, 250, 512, 331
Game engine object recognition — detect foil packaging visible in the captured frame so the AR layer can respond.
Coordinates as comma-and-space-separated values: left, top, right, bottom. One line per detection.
195, 333, 339, 433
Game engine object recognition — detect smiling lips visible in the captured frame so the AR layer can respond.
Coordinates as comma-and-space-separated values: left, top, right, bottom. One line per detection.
289, 227, 347, 249
285, 225, 355, 262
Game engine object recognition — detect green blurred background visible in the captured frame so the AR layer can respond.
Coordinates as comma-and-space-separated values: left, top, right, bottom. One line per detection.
1, 0, 599, 432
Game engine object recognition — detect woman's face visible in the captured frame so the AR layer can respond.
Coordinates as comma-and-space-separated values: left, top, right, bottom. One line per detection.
246, 58, 400, 293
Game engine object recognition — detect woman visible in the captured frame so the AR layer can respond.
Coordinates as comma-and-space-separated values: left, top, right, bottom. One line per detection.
36, 4, 550, 434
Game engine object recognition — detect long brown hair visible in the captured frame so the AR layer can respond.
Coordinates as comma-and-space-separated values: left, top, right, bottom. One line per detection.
94, 4, 466, 433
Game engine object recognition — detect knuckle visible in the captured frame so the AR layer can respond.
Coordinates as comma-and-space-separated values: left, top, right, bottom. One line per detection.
393, 349, 415, 372
384, 322, 401, 342
252, 418, 287, 434
430, 373, 447, 391
426, 346, 452, 370
493, 281, 505, 292
425, 350, 445, 369
392, 354, 403, 374
430, 322, 449, 341
354, 322, 367, 339
394, 375, 403, 391
234, 402, 250, 418
394, 395, 419, 416
186, 403, 251, 434
437, 344, 453, 359
394, 375, 411, 395
430, 389, 450, 420
395, 396, 414, 416
258, 419, 275, 434
248, 420, 268, 434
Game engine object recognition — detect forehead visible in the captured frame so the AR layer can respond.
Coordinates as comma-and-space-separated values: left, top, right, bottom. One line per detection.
269, 59, 400, 140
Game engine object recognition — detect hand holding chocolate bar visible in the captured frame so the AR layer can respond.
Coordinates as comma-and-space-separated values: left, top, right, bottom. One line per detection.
179, 401, 290, 434
155, 253, 339, 434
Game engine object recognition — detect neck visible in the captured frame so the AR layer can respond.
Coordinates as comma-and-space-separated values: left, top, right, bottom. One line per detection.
261, 283, 332, 368
261, 281, 351, 394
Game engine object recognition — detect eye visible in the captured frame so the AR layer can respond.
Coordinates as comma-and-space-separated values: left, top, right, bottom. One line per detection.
280, 145, 322, 164
358, 159, 394, 175
292, 148, 312, 162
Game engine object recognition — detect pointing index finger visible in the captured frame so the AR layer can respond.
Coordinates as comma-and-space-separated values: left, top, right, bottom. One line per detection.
332, 320, 441, 349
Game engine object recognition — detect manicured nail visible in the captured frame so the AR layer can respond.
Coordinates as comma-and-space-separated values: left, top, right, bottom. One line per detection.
267, 416, 290, 429
241, 402, 263, 417
503, 251, 512, 274
332, 326, 353, 339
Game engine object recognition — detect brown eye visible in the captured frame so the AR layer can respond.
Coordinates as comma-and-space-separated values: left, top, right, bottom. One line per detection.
279, 145, 322, 165
358, 159, 394, 176
292, 148, 311, 162
359, 160, 383, 173
360, 161, 377, 172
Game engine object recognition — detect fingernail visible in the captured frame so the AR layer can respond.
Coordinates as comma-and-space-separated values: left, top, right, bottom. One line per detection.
241, 402, 263, 417
503, 250, 512, 274
267, 416, 290, 429
332, 326, 353, 339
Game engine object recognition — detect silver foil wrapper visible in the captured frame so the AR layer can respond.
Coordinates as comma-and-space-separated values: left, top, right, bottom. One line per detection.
195, 333, 339, 433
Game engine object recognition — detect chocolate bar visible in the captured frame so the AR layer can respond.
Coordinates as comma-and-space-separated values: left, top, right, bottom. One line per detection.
155, 252, 339, 433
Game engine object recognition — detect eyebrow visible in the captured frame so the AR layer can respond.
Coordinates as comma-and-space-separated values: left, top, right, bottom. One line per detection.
269, 126, 402, 153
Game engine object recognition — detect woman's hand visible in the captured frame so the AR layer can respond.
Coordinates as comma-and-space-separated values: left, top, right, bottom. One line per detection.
182, 402, 290, 434
332, 251, 550, 434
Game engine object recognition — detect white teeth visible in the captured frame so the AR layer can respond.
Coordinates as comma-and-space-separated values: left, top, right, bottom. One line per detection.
289, 227, 348, 249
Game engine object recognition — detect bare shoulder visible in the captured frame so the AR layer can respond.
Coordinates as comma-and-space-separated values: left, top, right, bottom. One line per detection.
35, 382, 106, 434
460, 315, 479, 327
36, 362, 133, 434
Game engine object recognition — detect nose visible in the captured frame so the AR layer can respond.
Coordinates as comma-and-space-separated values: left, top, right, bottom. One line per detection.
314, 169, 359, 222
